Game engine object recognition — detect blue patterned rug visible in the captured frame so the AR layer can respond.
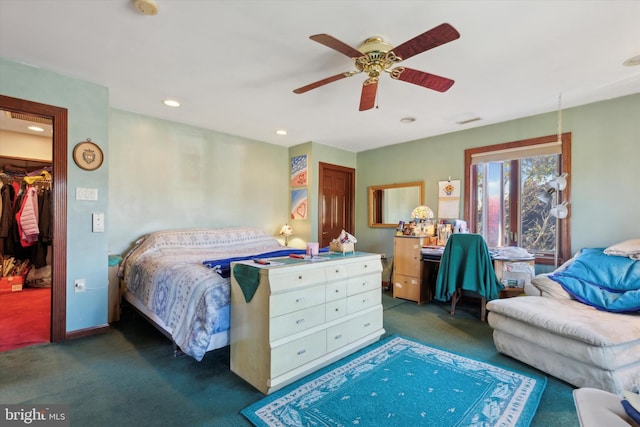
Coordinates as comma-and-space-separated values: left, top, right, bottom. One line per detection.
242, 335, 546, 426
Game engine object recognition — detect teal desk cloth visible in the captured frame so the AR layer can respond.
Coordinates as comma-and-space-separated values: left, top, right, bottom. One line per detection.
435, 234, 503, 302
233, 264, 261, 303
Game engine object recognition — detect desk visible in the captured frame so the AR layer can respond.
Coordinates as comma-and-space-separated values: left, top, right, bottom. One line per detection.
419, 249, 535, 301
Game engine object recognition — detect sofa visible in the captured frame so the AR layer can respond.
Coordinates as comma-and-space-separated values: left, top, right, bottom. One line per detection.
486, 242, 640, 395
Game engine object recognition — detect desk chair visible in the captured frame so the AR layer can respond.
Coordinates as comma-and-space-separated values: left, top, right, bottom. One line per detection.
434, 233, 503, 321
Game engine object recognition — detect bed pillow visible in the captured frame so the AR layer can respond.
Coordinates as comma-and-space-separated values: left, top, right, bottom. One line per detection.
604, 239, 640, 260
530, 274, 574, 299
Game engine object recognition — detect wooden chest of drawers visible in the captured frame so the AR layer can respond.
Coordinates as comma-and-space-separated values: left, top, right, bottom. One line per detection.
230, 252, 384, 394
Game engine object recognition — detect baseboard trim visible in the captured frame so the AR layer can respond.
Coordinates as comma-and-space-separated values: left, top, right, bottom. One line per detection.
66, 324, 110, 340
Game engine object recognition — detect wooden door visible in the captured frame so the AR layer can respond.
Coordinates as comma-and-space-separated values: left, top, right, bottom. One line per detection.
318, 163, 354, 248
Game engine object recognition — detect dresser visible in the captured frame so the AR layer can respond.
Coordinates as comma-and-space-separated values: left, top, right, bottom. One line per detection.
392, 236, 431, 304
230, 252, 384, 394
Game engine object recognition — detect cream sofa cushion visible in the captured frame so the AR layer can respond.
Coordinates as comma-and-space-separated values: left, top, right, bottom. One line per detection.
604, 239, 640, 260
530, 274, 573, 299
487, 297, 640, 369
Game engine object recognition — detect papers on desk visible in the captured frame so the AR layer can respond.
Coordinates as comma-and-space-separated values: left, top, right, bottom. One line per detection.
421, 245, 445, 256
492, 246, 535, 260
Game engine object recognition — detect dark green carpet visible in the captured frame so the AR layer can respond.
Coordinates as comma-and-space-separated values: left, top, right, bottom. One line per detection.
0, 292, 579, 426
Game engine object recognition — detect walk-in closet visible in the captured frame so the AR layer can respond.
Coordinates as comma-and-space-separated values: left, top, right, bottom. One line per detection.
0, 110, 53, 351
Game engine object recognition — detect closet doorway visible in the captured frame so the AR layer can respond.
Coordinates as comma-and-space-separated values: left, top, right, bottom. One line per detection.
0, 94, 67, 347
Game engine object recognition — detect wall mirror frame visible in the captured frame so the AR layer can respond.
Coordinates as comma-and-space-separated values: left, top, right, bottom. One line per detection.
368, 181, 424, 228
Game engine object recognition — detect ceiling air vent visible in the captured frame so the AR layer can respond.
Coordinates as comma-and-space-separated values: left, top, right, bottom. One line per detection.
456, 117, 482, 125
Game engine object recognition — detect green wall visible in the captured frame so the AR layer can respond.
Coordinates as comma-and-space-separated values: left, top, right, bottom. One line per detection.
108, 109, 289, 254
0, 57, 109, 332
287, 142, 356, 247
355, 93, 640, 260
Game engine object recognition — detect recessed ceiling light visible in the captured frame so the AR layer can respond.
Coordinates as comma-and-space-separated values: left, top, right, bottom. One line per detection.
28, 126, 44, 132
623, 54, 640, 67
163, 99, 181, 107
275, 129, 287, 135
400, 117, 416, 124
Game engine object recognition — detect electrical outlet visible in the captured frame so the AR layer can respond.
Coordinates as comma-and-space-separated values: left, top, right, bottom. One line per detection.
75, 279, 86, 293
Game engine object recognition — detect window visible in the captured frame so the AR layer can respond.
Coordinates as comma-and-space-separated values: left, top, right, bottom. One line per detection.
464, 134, 571, 265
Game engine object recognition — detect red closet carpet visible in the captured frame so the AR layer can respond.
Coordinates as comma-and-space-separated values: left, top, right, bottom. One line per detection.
0, 287, 50, 352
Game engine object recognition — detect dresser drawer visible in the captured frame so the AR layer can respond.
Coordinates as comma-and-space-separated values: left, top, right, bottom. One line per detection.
324, 263, 348, 282
326, 322, 349, 352
270, 284, 325, 317
270, 304, 325, 341
347, 309, 383, 343
347, 273, 382, 296
346, 258, 382, 277
268, 267, 327, 293
325, 298, 347, 322
271, 330, 326, 377
346, 288, 381, 314
326, 280, 347, 302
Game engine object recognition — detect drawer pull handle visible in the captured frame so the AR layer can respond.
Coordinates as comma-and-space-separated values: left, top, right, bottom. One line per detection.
362, 298, 368, 303
334, 334, 343, 340
297, 349, 306, 355
362, 282, 367, 286
335, 269, 339, 273
364, 264, 368, 268
364, 322, 371, 327
334, 308, 339, 312
298, 275, 303, 280
296, 319, 305, 325
296, 298, 305, 303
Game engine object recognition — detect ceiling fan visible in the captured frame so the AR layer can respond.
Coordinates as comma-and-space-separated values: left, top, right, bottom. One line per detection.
293, 23, 460, 111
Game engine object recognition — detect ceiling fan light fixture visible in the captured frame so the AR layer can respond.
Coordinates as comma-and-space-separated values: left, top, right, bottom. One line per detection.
357, 37, 393, 55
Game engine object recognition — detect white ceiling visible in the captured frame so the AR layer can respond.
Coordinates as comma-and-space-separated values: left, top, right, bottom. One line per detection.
1, 0, 639, 153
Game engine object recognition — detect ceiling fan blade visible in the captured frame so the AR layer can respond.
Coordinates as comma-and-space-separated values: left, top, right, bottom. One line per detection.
390, 67, 455, 92
391, 23, 460, 61
309, 34, 364, 59
293, 72, 355, 94
359, 78, 378, 111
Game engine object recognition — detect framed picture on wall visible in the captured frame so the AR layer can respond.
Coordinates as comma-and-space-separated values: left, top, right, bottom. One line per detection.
73, 139, 103, 171
291, 155, 308, 187
291, 188, 308, 220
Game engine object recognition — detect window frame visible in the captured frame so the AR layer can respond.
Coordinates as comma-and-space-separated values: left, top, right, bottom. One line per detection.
464, 133, 572, 265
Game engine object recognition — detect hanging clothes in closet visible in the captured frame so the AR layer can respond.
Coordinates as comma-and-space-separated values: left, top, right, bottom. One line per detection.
0, 171, 52, 268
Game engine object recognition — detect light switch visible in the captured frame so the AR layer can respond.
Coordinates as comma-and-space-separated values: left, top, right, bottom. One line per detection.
92, 213, 105, 232
76, 188, 98, 201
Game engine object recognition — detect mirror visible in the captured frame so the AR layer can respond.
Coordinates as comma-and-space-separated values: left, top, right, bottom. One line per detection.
368, 181, 424, 228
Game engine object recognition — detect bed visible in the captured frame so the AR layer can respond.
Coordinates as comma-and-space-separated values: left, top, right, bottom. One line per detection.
119, 227, 287, 361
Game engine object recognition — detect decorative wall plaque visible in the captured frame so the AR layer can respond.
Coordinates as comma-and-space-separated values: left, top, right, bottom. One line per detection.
73, 139, 103, 171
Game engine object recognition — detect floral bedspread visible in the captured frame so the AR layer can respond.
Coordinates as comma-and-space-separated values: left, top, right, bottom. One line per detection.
121, 227, 284, 360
